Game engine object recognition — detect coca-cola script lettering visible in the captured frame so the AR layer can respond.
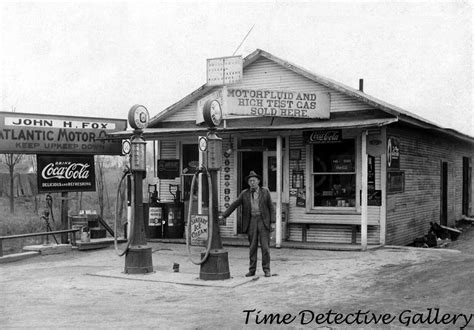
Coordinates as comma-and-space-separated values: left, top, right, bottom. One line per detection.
41, 162, 90, 180
36, 154, 96, 193
304, 130, 342, 144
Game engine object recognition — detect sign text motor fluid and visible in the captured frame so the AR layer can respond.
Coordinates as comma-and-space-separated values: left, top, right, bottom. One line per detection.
226, 88, 330, 119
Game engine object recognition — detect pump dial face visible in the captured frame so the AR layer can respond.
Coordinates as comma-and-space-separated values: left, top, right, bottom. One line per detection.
122, 139, 131, 155
199, 136, 208, 151
203, 99, 222, 127
128, 105, 149, 129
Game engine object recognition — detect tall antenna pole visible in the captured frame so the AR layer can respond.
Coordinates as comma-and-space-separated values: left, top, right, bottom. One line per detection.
233, 24, 255, 56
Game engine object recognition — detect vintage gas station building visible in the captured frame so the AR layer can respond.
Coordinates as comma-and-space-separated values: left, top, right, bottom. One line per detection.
112, 49, 474, 248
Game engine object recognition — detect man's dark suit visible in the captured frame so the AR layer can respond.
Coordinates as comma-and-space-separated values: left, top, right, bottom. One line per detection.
221, 186, 276, 273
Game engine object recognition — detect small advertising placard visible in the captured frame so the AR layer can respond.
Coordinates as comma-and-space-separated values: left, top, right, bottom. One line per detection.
296, 188, 306, 207
303, 129, 342, 144
148, 207, 162, 226
37, 154, 96, 193
387, 171, 405, 194
157, 159, 180, 179
367, 133, 384, 156
368, 190, 382, 206
190, 214, 208, 244
387, 136, 400, 169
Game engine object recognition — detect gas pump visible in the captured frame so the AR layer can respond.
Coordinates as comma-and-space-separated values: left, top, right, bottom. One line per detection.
120, 105, 154, 274
185, 99, 230, 280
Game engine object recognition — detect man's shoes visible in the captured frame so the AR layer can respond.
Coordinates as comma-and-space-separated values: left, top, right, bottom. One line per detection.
245, 271, 256, 277
264, 271, 271, 277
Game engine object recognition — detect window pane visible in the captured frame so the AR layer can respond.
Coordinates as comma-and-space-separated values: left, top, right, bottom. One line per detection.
182, 144, 199, 174
313, 140, 355, 172
313, 174, 356, 207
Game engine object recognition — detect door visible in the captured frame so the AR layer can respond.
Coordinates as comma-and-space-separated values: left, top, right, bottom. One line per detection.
440, 161, 448, 226
238, 151, 263, 233
462, 157, 471, 216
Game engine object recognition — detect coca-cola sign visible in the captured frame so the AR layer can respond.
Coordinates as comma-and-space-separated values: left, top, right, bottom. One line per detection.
37, 155, 96, 193
303, 129, 342, 144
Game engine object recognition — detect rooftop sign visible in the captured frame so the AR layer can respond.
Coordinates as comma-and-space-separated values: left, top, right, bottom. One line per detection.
196, 87, 331, 122
206, 56, 243, 86
0, 112, 127, 155
225, 88, 330, 119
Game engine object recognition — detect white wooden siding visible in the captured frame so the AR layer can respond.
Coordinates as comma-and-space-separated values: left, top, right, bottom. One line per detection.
158, 140, 179, 201
385, 125, 473, 246
163, 57, 375, 122
288, 224, 379, 244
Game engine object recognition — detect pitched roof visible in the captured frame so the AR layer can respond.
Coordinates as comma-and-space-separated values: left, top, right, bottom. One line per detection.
149, 49, 473, 142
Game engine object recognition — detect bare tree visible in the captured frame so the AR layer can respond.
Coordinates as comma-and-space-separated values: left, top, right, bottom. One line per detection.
2, 153, 24, 213
30, 155, 39, 213
0, 107, 27, 214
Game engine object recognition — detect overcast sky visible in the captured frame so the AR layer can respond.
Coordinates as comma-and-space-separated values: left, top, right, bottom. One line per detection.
1, 1, 472, 136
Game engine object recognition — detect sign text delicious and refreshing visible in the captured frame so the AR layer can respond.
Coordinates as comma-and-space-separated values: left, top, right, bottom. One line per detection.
37, 154, 96, 193
0, 112, 127, 154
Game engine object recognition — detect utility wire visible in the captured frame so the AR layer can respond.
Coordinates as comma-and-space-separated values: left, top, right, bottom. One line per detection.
233, 24, 255, 56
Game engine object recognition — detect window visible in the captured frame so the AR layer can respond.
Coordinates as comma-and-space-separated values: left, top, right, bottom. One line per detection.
312, 139, 356, 208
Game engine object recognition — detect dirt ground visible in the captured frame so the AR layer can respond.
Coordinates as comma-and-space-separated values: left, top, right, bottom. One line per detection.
1, 225, 473, 329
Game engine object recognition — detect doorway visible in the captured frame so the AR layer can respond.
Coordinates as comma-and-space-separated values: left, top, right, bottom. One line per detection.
238, 151, 263, 233
440, 161, 448, 226
236, 138, 285, 234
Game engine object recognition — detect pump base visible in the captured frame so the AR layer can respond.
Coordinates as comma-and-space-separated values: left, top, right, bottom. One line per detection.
199, 249, 230, 280
124, 246, 153, 274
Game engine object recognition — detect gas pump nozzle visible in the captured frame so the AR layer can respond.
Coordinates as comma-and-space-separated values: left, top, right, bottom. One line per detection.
169, 184, 181, 203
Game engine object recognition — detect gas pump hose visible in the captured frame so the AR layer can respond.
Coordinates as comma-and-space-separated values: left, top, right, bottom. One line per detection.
114, 168, 133, 257
186, 166, 213, 265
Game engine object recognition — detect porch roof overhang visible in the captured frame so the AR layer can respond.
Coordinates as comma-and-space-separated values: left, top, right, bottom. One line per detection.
104, 117, 398, 140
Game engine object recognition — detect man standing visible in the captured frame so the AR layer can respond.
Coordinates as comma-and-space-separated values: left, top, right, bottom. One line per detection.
219, 171, 275, 277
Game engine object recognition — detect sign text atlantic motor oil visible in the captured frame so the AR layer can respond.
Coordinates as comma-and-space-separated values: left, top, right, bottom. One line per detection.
0, 112, 127, 155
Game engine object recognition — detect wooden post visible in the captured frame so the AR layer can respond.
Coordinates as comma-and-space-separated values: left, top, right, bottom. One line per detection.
61, 191, 69, 244
380, 126, 387, 245
361, 130, 368, 251
275, 136, 283, 248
